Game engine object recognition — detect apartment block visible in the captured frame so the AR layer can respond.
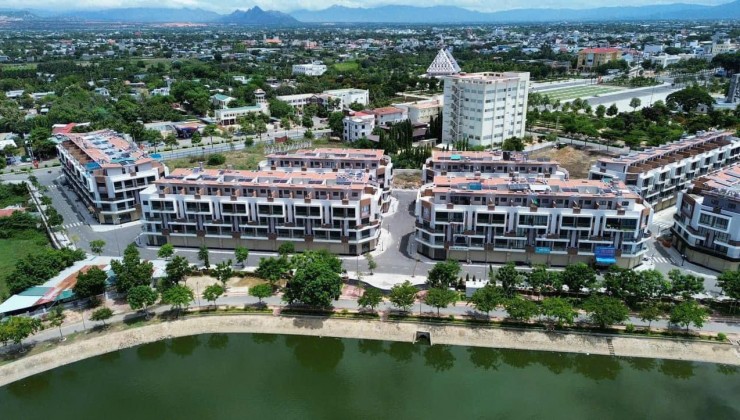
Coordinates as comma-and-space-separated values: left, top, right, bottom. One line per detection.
672, 164, 740, 271
442, 72, 529, 147
214, 105, 265, 126
292, 63, 327, 76
414, 176, 651, 268
422, 150, 569, 184
396, 98, 443, 125
343, 112, 375, 142
369, 106, 407, 127
140, 168, 385, 255
589, 131, 740, 211
56, 130, 168, 224
260, 148, 393, 195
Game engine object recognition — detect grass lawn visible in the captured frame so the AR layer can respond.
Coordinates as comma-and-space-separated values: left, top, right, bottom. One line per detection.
333, 61, 359, 72
0, 230, 51, 298
540, 85, 624, 102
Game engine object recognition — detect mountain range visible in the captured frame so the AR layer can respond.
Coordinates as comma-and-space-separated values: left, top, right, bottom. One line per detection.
3, 1, 739, 24
292, 2, 740, 23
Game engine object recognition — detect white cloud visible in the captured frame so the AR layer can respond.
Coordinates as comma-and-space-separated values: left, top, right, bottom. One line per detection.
1, 0, 730, 14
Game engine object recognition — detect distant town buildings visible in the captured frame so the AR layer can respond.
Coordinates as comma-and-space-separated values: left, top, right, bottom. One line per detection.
441, 72, 529, 147
140, 149, 393, 255
343, 112, 375, 142
673, 163, 740, 271
56, 130, 168, 224
589, 131, 740, 211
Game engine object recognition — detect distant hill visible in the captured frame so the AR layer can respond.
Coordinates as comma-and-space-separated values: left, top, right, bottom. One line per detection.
220, 6, 299, 26
0, 10, 39, 20
56, 7, 221, 23
291, 2, 740, 23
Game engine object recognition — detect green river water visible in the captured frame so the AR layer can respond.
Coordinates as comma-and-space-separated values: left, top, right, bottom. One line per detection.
0, 334, 738, 420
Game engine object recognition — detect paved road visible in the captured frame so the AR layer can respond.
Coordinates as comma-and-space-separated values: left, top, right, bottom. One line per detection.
585, 84, 679, 107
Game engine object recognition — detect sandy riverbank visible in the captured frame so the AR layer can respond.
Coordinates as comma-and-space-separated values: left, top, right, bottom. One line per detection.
1, 314, 738, 387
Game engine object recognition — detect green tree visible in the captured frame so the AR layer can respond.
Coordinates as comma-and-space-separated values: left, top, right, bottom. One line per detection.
162, 284, 194, 317
670, 300, 709, 333
268, 99, 295, 119
235, 246, 250, 267
495, 263, 523, 296
47, 306, 66, 341
73, 266, 108, 299
255, 257, 291, 285
89, 239, 106, 255
165, 255, 191, 285
526, 265, 550, 299
127, 285, 159, 316
191, 130, 202, 145
197, 245, 210, 269
328, 112, 345, 136
667, 85, 714, 113
301, 114, 314, 128
365, 253, 377, 275
357, 287, 383, 312
583, 295, 629, 329
277, 242, 295, 257
202, 284, 224, 308
470, 284, 505, 316
717, 270, 740, 308
424, 287, 458, 316
111, 243, 153, 294
282, 260, 342, 309
561, 263, 596, 293
595, 104, 607, 118
249, 283, 273, 303
213, 260, 234, 288
389, 280, 418, 313
502, 137, 525, 151
46, 207, 63, 227
158, 243, 175, 260
541, 297, 576, 327
639, 303, 662, 330
667, 269, 704, 299
606, 103, 619, 116
426, 260, 461, 288
629, 97, 642, 111
504, 297, 539, 322
3, 316, 42, 348
90, 307, 113, 326
164, 133, 178, 148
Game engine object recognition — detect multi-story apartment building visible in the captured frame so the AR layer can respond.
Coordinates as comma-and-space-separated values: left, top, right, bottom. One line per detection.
396, 98, 443, 125
260, 148, 393, 196
414, 176, 651, 268
422, 150, 569, 184
140, 168, 385, 255
672, 164, 740, 271
343, 112, 375, 142
576, 47, 621, 71
56, 130, 168, 224
589, 131, 740, 211
369, 106, 407, 127
442, 72, 529, 147
276, 89, 369, 111
323, 89, 369, 108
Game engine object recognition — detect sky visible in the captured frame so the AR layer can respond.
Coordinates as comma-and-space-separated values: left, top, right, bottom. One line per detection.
0, 0, 731, 14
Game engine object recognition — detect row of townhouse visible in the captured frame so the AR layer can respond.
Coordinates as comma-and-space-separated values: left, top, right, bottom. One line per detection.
140, 148, 393, 254
672, 163, 740, 272
422, 150, 569, 184
414, 175, 652, 268
588, 131, 740, 211
56, 130, 167, 224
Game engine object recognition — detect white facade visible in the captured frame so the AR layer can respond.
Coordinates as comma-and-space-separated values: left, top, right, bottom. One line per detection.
56, 130, 168, 224
343, 113, 375, 142
414, 176, 651, 268
214, 105, 266, 126
396, 98, 443, 125
442, 72, 529, 147
292, 63, 327, 76
589, 131, 740, 211
324, 88, 369, 108
371, 107, 407, 127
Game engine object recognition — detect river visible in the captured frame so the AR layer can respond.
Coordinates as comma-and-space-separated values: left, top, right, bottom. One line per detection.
1, 334, 738, 419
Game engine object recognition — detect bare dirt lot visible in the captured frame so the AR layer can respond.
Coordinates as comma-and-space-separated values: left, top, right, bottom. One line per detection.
529, 146, 605, 179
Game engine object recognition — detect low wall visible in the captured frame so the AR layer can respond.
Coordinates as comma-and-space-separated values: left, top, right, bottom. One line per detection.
0, 315, 737, 387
